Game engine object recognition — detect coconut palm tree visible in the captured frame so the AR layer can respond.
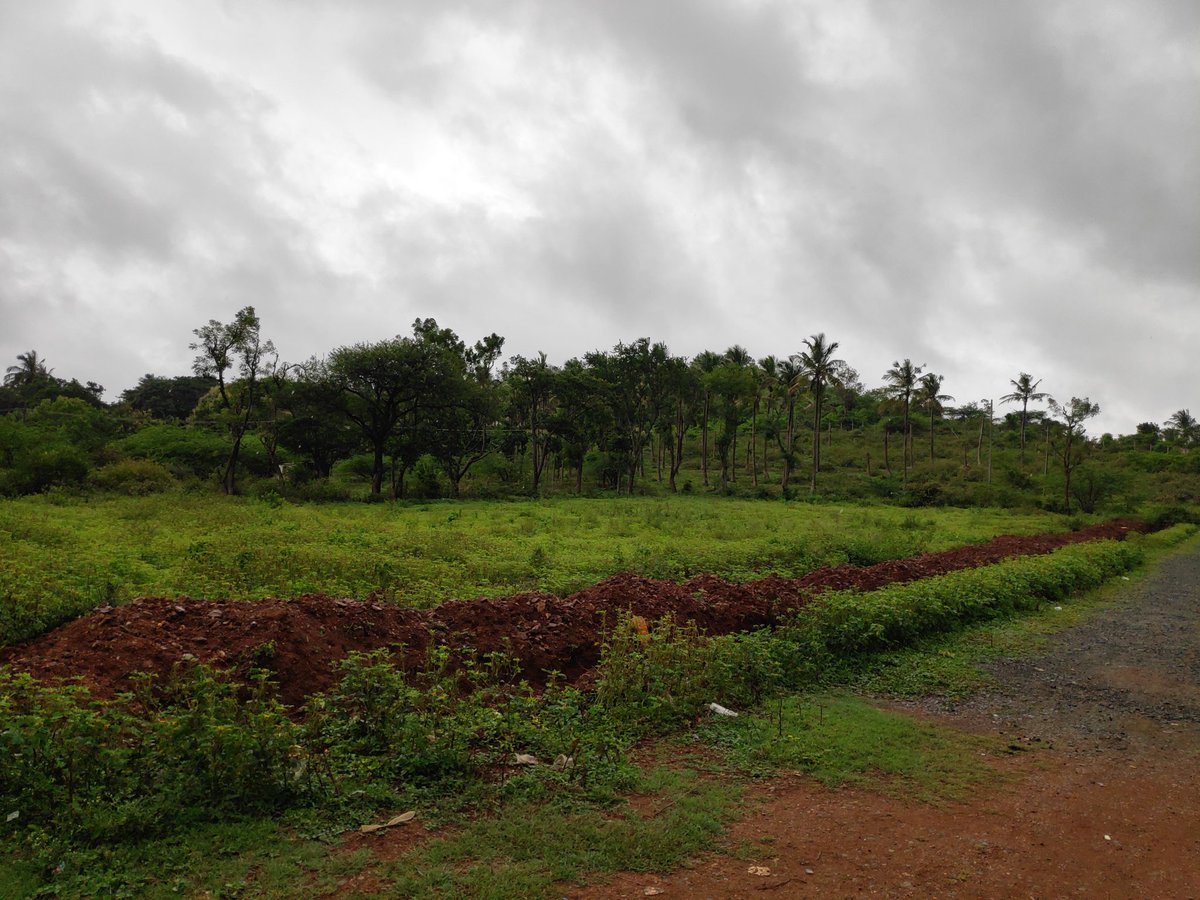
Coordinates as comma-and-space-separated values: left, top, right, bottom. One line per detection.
883, 358, 924, 489
796, 333, 845, 494
758, 355, 780, 480
691, 350, 723, 486
724, 345, 756, 484
4, 350, 53, 387
774, 357, 806, 492
1165, 409, 1198, 449
917, 373, 954, 464
1000, 373, 1050, 464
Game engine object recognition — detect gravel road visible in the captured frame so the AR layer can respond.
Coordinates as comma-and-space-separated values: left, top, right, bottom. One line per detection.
954, 539, 1200, 753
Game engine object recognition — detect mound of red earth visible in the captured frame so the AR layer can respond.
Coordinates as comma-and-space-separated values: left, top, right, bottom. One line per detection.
1, 519, 1147, 708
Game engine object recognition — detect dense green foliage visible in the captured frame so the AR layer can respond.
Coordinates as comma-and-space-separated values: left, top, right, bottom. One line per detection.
3, 328, 1198, 512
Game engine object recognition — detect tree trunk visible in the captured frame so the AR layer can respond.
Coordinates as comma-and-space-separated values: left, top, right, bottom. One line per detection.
731, 425, 737, 484
1019, 399, 1029, 464
750, 397, 759, 486
222, 433, 243, 495
371, 443, 385, 495
810, 391, 822, 494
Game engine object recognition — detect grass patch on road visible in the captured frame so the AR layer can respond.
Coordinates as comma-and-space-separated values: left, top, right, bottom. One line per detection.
378, 766, 739, 899
695, 693, 1002, 803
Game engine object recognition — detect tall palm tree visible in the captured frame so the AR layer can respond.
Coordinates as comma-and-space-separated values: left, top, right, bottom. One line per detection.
883, 358, 923, 489
723, 345, 754, 484
1166, 409, 1198, 448
758, 355, 779, 480
774, 357, 805, 492
4, 350, 53, 386
691, 350, 723, 486
1000, 373, 1050, 464
796, 333, 845, 494
917, 373, 953, 464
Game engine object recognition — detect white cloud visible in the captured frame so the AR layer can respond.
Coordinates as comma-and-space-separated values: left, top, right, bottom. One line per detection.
0, 0, 1196, 433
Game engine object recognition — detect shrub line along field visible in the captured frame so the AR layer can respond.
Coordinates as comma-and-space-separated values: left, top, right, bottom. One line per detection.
1, 518, 1146, 705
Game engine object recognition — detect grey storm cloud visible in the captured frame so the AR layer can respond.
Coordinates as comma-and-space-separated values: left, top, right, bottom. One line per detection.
0, 0, 1196, 434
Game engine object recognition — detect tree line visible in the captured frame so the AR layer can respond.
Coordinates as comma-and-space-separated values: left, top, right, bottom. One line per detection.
2, 307, 1198, 510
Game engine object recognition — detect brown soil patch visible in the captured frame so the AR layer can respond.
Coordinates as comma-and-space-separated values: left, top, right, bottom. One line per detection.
0, 519, 1144, 707
572, 749, 1200, 899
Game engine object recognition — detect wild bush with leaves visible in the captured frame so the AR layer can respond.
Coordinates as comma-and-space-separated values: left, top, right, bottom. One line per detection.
0, 665, 305, 847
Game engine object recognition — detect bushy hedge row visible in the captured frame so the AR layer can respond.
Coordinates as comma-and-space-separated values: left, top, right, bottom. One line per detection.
798, 538, 1144, 655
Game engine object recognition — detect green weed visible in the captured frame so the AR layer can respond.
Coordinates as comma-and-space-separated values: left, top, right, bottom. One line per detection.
697, 693, 1002, 803
379, 766, 739, 899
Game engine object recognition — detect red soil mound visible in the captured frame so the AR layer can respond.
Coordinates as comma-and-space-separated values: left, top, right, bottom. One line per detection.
0, 519, 1146, 707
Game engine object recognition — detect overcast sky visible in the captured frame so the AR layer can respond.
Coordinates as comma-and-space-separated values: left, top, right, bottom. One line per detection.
2, 0, 1196, 435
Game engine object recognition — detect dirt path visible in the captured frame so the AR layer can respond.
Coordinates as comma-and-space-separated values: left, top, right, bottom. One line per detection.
574, 540, 1200, 899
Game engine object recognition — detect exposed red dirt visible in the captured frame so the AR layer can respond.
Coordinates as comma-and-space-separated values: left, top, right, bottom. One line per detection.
570, 746, 1200, 899
0, 519, 1146, 707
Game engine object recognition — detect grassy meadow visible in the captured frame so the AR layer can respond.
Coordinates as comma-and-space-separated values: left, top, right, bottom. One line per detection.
1, 493, 1069, 646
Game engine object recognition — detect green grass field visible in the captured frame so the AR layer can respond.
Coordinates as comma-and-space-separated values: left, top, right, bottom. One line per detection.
0, 493, 1068, 646
1, 490, 1192, 898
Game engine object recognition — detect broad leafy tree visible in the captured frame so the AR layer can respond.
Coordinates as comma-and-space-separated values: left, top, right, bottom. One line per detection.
326, 330, 456, 495
1048, 396, 1100, 512
506, 353, 556, 494
120, 374, 217, 421
277, 363, 361, 479
428, 331, 506, 498
190, 306, 274, 494
586, 339, 671, 494
707, 355, 754, 487
548, 359, 609, 494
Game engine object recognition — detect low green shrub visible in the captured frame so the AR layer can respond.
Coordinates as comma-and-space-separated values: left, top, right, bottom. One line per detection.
88, 458, 176, 495
0, 665, 304, 845
789, 539, 1143, 656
